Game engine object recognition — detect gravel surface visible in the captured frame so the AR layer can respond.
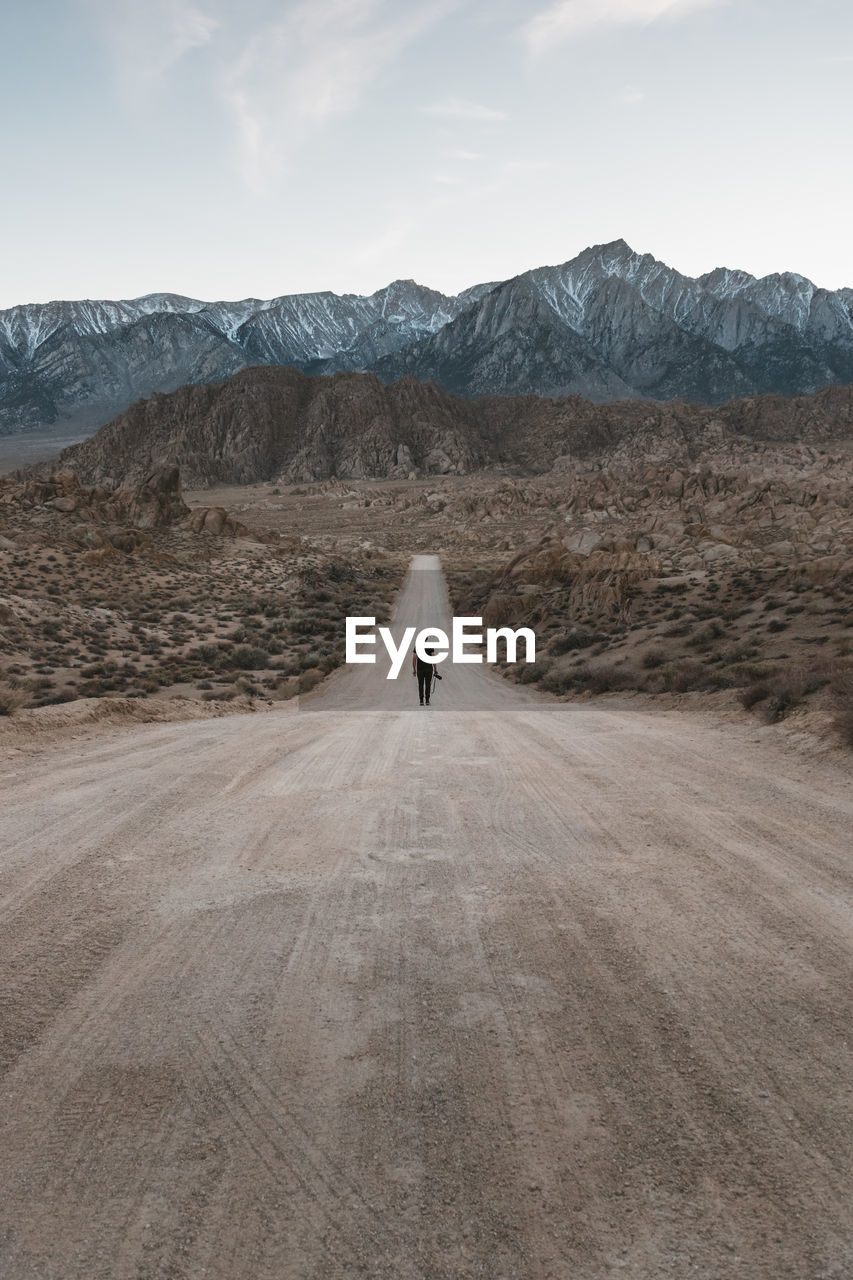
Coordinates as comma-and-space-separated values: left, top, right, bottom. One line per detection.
1, 557, 851, 1279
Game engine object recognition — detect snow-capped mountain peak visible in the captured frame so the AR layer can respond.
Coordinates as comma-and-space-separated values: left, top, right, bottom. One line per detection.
1, 243, 851, 436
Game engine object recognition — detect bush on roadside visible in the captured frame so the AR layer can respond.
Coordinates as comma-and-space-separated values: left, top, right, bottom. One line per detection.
516, 660, 550, 684
298, 668, 324, 694
659, 660, 709, 694
761, 675, 805, 723
0, 682, 27, 716
586, 665, 633, 695
739, 681, 770, 710
540, 668, 577, 695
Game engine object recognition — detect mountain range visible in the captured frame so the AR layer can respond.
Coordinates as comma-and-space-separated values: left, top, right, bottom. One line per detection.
2, 239, 852, 436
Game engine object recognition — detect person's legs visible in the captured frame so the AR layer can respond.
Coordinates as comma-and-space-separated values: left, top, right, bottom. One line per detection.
424, 670, 432, 704
417, 670, 426, 704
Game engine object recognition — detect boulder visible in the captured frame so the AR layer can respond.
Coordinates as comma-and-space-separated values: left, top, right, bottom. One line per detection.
562, 530, 603, 556
123, 466, 188, 529
189, 507, 250, 537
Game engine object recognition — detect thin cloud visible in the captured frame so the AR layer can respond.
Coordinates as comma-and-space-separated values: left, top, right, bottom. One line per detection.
224, 0, 457, 191
523, 0, 724, 56
621, 86, 646, 105
91, 0, 218, 91
425, 96, 507, 122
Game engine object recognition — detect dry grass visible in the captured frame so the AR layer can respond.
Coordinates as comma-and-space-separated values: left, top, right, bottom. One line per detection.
831, 671, 853, 748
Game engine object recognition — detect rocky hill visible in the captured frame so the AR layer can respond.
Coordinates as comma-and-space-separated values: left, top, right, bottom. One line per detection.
45, 366, 853, 489
3, 240, 852, 434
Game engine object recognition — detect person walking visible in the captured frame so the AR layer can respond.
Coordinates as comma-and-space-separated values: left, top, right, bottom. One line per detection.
412, 644, 442, 705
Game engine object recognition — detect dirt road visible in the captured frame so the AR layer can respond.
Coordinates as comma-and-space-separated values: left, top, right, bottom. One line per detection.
1, 556, 851, 1279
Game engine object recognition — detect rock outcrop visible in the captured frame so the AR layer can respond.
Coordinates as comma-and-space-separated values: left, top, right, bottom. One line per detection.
18, 466, 189, 530
45, 366, 853, 489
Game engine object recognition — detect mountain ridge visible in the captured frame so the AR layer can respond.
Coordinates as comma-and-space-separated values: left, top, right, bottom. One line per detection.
46, 364, 853, 490
2, 240, 852, 435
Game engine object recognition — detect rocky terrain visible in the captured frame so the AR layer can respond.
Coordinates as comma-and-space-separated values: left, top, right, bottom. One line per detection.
0, 467, 400, 719
38, 366, 853, 489
3, 240, 852, 434
443, 449, 852, 742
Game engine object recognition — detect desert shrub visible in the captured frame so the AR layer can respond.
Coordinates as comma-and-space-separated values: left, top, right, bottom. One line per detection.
721, 644, 759, 664
299, 668, 324, 693
766, 619, 789, 633
549, 629, 598, 655
517, 661, 550, 685
540, 668, 576, 695
274, 677, 301, 701
288, 615, 324, 636
762, 685, 800, 723
687, 621, 724, 648
586, 665, 633, 695
39, 687, 77, 706
194, 643, 220, 663
661, 660, 709, 693
564, 664, 592, 688
727, 660, 779, 683
643, 648, 666, 669
226, 645, 270, 670
0, 683, 27, 716
756, 668, 826, 723
708, 668, 739, 689
739, 681, 770, 710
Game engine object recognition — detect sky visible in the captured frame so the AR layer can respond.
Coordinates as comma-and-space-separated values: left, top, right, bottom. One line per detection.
1, 0, 852, 308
